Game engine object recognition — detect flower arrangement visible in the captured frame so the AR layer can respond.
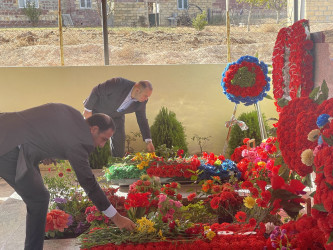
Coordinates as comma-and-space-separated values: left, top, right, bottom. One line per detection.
104, 164, 145, 181
237, 172, 306, 230
102, 187, 127, 216
235, 137, 280, 182
265, 215, 326, 249
272, 19, 314, 110
221, 55, 270, 106
45, 209, 73, 238
85, 206, 110, 228
299, 111, 333, 247
203, 183, 243, 223
276, 97, 318, 176
197, 152, 241, 182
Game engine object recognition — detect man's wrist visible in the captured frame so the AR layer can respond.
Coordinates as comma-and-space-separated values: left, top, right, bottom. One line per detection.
145, 139, 152, 144
102, 205, 117, 218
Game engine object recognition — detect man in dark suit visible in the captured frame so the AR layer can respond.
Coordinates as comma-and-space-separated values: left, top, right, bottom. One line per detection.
83, 77, 155, 157
0, 103, 135, 250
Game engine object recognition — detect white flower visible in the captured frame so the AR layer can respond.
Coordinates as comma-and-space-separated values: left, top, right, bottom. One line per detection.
308, 129, 320, 142
265, 222, 275, 234
301, 149, 314, 166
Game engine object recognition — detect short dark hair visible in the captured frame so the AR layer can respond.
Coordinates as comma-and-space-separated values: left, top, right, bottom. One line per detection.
86, 113, 116, 133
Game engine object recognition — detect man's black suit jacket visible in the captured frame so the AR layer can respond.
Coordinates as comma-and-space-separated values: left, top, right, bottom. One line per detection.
0, 103, 111, 211
83, 77, 151, 140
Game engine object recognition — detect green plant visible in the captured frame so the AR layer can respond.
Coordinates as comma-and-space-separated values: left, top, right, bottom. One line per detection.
22, 2, 42, 27
227, 110, 269, 157
192, 11, 208, 31
150, 107, 188, 153
125, 131, 141, 153
178, 200, 216, 224
89, 140, 111, 169
104, 164, 145, 180
154, 144, 179, 159
191, 134, 211, 154
43, 161, 79, 201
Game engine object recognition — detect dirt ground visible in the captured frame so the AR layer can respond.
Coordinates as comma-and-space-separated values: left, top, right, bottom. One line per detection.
0, 23, 332, 66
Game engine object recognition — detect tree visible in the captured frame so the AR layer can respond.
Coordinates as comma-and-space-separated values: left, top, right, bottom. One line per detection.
236, 0, 266, 31
94, 0, 114, 25
265, 0, 287, 24
150, 107, 188, 153
22, 2, 41, 27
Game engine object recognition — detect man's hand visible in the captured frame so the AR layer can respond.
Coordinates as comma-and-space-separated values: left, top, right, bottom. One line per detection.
83, 110, 92, 119
146, 142, 155, 153
111, 212, 136, 231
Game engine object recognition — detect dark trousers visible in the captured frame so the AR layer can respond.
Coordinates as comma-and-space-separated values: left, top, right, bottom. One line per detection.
111, 116, 126, 157
0, 147, 50, 250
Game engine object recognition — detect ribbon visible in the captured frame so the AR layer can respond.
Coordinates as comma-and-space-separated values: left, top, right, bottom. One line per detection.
225, 116, 248, 131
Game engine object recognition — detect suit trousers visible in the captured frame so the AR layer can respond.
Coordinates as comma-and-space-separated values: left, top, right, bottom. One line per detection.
0, 147, 50, 250
111, 116, 126, 157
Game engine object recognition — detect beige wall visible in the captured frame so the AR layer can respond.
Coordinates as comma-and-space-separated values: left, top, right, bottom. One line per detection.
0, 65, 278, 155
287, 0, 333, 24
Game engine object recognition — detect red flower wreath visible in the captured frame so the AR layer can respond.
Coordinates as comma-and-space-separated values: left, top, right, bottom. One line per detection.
272, 19, 314, 111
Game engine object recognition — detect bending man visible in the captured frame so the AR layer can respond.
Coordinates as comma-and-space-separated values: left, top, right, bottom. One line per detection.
0, 103, 135, 250
83, 77, 155, 157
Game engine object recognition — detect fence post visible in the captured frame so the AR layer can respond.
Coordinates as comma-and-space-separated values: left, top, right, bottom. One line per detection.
58, 0, 64, 66
102, 0, 110, 65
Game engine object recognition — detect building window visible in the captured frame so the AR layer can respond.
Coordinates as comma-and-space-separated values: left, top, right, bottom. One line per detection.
80, 0, 92, 9
177, 0, 188, 10
18, 0, 39, 8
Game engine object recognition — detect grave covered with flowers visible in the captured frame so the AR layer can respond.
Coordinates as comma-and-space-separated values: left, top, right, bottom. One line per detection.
41, 19, 333, 249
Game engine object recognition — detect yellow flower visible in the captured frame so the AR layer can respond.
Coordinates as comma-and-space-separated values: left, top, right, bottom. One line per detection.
137, 163, 144, 170
142, 160, 149, 167
204, 225, 210, 231
136, 217, 156, 233
147, 152, 156, 159
175, 219, 180, 226
206, 230, 216, 241
134, 152, 142, 161
214, 159, 221, 166
158, 229, 166, 240
244, 196, 256, 209
257, 161, 266, 167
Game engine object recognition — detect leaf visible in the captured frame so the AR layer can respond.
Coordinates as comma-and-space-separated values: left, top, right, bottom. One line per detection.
282, 202, 304, 219
302, 174, 313, 188
325, 181, 333, 189
278, 165, 290, 181
309, 191, 316, 198
277, 98, 289, 107
271, 189, 300, 200
322, 79, 329, 99
264, 94, 273, 100
322, 135, 333, 146
328, 231, 333, 244
309, 86, 320, 100
312, 203, 327, 212
316, 94, 327, 105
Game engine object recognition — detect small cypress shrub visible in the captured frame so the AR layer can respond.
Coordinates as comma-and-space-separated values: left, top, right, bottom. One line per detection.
150, 107, 188, 153
227, 111, 269, 157
192, 11, 208, 31
89, 140, 111, 169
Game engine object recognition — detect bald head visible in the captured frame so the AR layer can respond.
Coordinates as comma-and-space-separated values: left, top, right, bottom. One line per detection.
132, 80, 153, 102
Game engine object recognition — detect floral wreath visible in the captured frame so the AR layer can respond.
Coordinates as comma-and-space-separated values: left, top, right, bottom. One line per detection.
221, 55, 270, 106
272, 19, 314, 111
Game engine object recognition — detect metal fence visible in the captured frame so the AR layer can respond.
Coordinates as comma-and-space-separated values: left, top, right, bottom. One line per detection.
0, 4, 329, 67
